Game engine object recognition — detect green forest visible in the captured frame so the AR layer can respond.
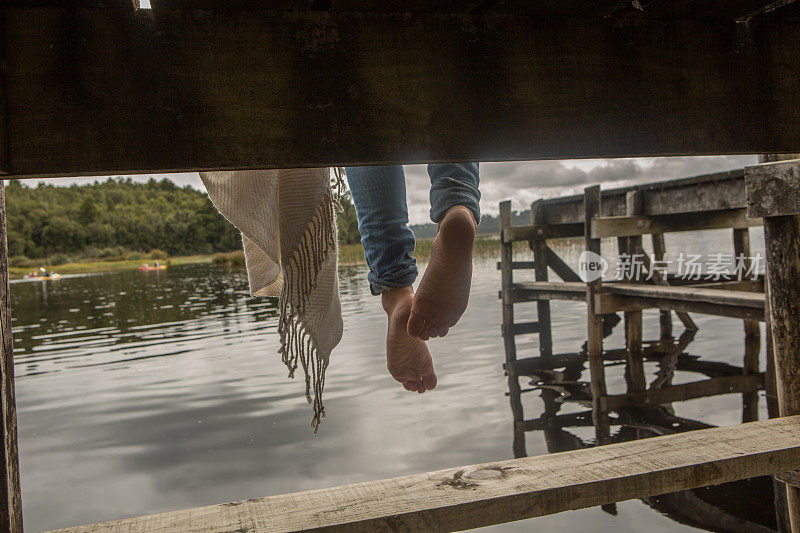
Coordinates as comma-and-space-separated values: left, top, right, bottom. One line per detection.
4, 178, 362, 266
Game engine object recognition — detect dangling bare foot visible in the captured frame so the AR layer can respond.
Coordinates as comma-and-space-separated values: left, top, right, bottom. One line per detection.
383, 287, 438, 393
407, 205, 476, 341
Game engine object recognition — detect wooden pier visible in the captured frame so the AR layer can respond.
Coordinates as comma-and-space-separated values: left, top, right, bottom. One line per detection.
3, 0, 800, 531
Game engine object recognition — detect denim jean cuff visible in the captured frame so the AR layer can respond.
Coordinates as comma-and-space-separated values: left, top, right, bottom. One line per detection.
368, 271, 418, 296
429, 177, 481, 225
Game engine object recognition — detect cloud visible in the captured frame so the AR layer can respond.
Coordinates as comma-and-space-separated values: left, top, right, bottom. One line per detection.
402, 155, 757, 223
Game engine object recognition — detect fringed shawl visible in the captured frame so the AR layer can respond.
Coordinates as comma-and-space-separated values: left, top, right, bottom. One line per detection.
200, 168, 343, 431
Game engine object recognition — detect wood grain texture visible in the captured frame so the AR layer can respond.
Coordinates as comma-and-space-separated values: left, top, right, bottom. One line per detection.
47, 416, 800, 533
746, 159, 800, 218
591, 209, 761, 239
584, 185, 611, 444
0, 184, 21, 533
3, 8, 800, 177
541, 169, 748, 225
499, 201, 525, 458
762, 213, 800, 530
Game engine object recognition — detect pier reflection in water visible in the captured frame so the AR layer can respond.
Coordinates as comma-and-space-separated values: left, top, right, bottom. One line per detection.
507, 329, 781, 532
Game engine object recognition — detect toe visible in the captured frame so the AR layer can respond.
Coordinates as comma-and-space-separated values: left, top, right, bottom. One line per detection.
422, 373, 437, 390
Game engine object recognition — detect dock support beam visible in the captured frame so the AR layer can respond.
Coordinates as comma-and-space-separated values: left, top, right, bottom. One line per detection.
0, 182, 22, 533
500, 201, 526, 458
746, 156, 800, 531
584, 185, 611, 444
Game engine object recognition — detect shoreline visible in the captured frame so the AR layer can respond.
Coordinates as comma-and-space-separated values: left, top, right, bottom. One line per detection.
10, 237, 535, 279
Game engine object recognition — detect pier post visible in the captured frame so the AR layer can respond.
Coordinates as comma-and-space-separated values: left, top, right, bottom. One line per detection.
530, 200, 553, 361
584, 185, 611, 444
651, 233, 673, 345
733, 227, 760, 423
623, 191, 646, 393
500, 201, 526, 458
0, 182, 22, 533
746, 157, 800, 531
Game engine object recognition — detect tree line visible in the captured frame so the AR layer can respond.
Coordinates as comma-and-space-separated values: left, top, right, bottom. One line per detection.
4, 178, 362, 264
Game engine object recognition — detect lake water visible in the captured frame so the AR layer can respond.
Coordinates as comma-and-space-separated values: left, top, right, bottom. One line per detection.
11, 235, 773, 532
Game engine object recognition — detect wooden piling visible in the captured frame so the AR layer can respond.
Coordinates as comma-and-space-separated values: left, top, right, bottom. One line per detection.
500, 201, 526, 458
623, 191, 646, 393
733, 227, 760, 423
530, 200, 553, 361
746, 156, 800, 531
584, 185, 611, 444
0, 182, 22, 533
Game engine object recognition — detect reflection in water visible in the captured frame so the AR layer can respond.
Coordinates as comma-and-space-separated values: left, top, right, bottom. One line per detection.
510, 327, 778, 532
12, 261, 768, 532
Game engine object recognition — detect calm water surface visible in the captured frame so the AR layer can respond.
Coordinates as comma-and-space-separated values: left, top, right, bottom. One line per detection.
12, 235, 769, 531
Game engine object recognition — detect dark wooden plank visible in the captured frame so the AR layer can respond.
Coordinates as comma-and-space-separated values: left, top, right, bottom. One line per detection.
3, 9, 800, 177
46, 417, 800, 533
0, 183, 21, 533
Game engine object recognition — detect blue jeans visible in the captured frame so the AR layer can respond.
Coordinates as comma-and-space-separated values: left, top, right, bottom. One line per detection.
345, 164, 480, 295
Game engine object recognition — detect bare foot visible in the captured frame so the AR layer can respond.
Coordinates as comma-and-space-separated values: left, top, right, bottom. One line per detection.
407, 205, 476, 341
383, 287, 438, 393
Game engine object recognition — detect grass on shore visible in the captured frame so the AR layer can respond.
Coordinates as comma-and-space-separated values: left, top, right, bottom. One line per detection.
10, 236, 536, 278
339, 236, 511, 265
8, 255, 214, 279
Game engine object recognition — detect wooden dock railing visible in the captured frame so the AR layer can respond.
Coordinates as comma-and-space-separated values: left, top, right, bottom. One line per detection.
45, 417, 800, 533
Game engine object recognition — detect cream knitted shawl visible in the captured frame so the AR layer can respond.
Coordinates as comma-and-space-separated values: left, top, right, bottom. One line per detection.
200, 168, 343, 431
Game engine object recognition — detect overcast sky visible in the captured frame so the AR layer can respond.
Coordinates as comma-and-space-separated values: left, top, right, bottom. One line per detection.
28, 155, 757, 225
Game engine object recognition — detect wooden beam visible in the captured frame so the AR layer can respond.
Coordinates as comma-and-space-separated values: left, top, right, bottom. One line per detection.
499, 201, 526, 458
540, 169, 748, 225
746, 159, 800, 217
602, 373, 764, 411
501, 223, 583, 243
3, 9, 800, 176
584, 185, 611, 444
46, 417, 800, 533
590, 209, 761, 239
503, 282, 587, 304
0, 183, 21, 533
597, 291, 765, 321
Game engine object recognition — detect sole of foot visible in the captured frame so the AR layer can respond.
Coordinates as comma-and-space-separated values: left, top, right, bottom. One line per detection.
383, 287, 438, 393
407, 205, 476, 341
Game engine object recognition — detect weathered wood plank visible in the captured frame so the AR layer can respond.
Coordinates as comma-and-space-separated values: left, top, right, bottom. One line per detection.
501, 223, 584, 243
761, 211, 800, 530
503, 282, 587, 304
540, 169, 748, 225
3, 9, 800, 176
590, 209, 761, 239
584, 185, 611, 444
746, 159, 800, 217
499, 201, 526, 458
47, 416, 800, 533
0, 184, 21, 533
602, 373, 764, 411
530, 200, 553, 360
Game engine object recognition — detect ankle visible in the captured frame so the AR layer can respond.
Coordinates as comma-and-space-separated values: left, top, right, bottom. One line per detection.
381, 286, 413, 315
441, 205, 478, 233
